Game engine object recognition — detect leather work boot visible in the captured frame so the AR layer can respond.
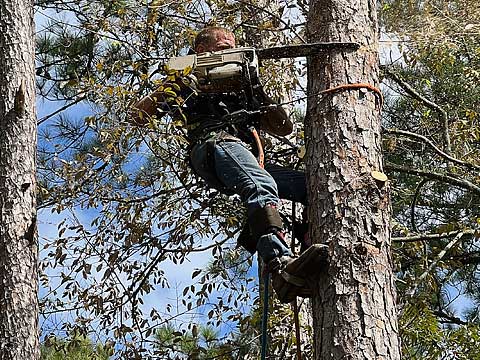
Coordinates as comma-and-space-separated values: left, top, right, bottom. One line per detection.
267, 244, 329, 303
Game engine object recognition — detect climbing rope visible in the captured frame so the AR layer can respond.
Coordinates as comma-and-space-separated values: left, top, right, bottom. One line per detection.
291, 202, 303, 360
261, 272, 270, 360
259, 83, 383, 165
275, 83, 383, 110
292, 300, 302, 359
321, 83, 383, 108
250, 126, 265, 169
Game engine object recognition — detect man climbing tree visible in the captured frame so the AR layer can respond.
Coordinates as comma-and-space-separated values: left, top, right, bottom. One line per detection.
132, 26, 327, 304
305, 0, 401, 358
0, 0, 39, 359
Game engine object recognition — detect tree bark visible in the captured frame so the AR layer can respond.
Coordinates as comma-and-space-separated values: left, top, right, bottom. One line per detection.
305, 0, 401, 358
0, 0, 39, 359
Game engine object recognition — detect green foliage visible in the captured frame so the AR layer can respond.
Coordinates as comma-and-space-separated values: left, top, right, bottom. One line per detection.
400, 300, 480, 359
154, 324, 242, 359
41, 335, 112, 360
381, 0, 480, 357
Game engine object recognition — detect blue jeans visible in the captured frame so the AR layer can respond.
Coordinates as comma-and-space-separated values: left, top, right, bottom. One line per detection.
190, 139, 306, 262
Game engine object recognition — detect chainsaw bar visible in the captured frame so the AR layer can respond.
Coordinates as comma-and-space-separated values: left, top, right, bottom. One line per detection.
256, 42, 360, 60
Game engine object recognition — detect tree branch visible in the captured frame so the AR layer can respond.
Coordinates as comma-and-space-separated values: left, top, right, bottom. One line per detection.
38, 96, 87, 125
385, 162, 480, 196
384, 68, 451, 154
392, 229, 476, 243
236, 0, 306, 44
433, 309, 468, 325
446, 251, 480, 265
410, 179, 430, 233
410, 232, 465, 295
383, 128, 480, 171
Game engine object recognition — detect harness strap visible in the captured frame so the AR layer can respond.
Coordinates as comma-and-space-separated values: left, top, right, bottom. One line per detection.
292, 299, 302, 360
291, 202, 303, 360
248, 205, 283, 241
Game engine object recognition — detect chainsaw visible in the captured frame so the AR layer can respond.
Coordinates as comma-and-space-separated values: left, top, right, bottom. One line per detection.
166, 42, 359, 94
167, 47, 259, 93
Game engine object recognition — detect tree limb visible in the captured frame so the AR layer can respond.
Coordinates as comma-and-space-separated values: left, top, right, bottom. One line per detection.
385, 162, 480, 196
383, 127, 480, 171
384, 68, 451, 154
410, 232, 465, 296
433, 309, 468, 325
410, 179, 430, 233
38, 96, 87, 125
392, 229, 476, 243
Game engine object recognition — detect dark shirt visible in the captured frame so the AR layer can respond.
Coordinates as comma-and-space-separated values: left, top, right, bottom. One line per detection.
170, 86, 257, 143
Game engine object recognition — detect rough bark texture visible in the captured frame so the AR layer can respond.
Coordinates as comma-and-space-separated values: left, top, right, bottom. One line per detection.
305, 0, 401, 359
0, 0, 39, 359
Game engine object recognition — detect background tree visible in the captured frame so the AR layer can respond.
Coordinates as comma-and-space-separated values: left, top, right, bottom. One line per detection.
306, 0, 401, 358
41, 335, 111, 360
381, 0, 480, 357
0, 0, 39, 359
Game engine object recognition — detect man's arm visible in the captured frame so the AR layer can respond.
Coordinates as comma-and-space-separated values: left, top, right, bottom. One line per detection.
129, 88, 167, 126
129, 76, 192, 126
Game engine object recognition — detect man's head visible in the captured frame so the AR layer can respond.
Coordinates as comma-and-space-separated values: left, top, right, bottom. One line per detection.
194, 27, 236, 53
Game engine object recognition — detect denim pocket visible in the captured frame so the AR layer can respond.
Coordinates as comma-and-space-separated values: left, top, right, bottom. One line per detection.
190, 142, 233, 193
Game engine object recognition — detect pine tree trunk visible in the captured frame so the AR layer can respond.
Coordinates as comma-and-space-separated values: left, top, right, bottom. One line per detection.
305, 0, 401, 358
0, 0, 39, 359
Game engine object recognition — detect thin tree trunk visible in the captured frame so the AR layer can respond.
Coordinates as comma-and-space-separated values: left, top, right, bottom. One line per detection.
0, 0, 39, 359
305, 0, 401, 358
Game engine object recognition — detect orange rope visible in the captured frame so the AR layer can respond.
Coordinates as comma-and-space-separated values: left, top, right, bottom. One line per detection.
250, 127, 265, 168
319, 83, 383, 109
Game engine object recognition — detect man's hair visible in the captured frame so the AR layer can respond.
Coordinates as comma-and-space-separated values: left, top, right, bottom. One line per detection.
194, 26, 234, 50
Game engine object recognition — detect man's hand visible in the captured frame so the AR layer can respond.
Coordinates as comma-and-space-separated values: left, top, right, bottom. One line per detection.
254, 86, 293, 136
129, 77, 189, 126
129, 88, 166, 126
